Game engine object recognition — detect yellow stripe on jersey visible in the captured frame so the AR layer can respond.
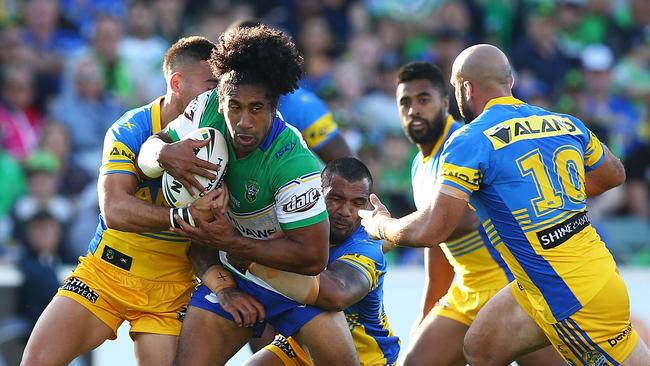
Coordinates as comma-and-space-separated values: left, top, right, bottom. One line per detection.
337, 254, 380, 290
346, 312, 396, 366
584, 131, 604, 168
439, 163, 482, 193
483, 115, 583, 150
151, 97, 163, 134
302, 112, 338, 149
101, 140, 138, 175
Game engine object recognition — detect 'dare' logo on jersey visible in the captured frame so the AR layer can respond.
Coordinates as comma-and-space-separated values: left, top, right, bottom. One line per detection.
283, 188, 321, 213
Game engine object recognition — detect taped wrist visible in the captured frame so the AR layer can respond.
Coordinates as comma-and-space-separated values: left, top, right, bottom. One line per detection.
169, 207, 195, 228
203, 265, 237, 294
248, 263, 320, 305
137, 137, 166, 178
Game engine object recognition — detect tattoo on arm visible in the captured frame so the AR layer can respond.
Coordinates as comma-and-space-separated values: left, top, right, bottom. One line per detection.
188, 242, 221, 277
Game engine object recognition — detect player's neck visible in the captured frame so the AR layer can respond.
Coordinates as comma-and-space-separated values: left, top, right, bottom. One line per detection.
159, 94, 183, 129
418, 142, 436, 159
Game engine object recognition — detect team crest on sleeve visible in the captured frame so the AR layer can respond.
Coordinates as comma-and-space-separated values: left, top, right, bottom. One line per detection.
245, 180, 260, 203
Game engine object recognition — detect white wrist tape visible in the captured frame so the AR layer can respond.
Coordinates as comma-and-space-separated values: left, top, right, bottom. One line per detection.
138, 137, 166, 178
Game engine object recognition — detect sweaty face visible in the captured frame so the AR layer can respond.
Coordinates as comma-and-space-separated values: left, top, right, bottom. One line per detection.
178, 60, 219, 109
219, 84, 275, 158
324, 175, 371, 244
396, 79, 447, 144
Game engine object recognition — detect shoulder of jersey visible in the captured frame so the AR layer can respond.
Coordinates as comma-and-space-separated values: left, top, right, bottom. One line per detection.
162, 127, 228, 208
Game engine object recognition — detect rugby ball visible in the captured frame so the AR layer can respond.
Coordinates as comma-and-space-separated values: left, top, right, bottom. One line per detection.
162, 127, 228, 208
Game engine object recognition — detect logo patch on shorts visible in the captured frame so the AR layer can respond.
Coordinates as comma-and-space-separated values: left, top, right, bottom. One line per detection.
60, 277, 99, 303
581, 350, 606, 366
607, 323, 633, 347
101, 245, 132, 271
271, 336, 298, 358
177, 306, 187, 321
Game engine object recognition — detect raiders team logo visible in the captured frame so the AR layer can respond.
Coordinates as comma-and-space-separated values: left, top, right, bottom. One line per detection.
245, 180, 260, 203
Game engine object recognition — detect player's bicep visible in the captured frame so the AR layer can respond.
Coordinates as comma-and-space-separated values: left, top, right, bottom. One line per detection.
585, 144, 625, 196
438, 130, 488, 195
316, 260, 372, 310
98, 172, 139, 214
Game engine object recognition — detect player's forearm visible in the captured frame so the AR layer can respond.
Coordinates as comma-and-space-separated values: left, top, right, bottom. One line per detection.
102, 192, 171, 232
189, 242, 221, 278
227, 236, 327, 275
381, 210, 449, 248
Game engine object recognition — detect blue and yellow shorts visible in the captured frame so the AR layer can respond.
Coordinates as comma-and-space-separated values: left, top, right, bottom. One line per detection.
432, 282, 503, 326
189, 278, 323, 337
56, 255, 195, 339
511, 271, 639, 366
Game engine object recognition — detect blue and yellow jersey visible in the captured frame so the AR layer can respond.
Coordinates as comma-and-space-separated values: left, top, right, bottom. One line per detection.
439, 96, 614, 323
278, 88, 339, 151
411, 116, 513, 292
330, 226, 400, 366
89, 97, 192, 282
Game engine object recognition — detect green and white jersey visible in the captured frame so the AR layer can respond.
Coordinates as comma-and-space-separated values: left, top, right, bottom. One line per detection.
165, 90, 328, 293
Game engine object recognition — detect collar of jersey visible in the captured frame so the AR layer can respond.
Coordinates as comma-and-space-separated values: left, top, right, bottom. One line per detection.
422, 115, 455, 164
151, 96, 164, 134
483, 96, 525, 111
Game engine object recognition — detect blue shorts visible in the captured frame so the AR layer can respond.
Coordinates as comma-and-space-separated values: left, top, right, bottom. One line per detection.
189, 279, 323, 337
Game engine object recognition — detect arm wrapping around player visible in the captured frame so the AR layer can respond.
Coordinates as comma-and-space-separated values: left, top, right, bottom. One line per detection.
249, 258, 371, 311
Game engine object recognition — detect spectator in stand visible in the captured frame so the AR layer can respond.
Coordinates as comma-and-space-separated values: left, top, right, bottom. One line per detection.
511, 4, 571, 98
10, 150, 72, 255
579, 44, 643, 159
20, 0, 83, 102
17, 210, 65, 330
0, 147, 26, 247
51, 55, 125, 177
0, 64, 42, 161
120, 0, 168, 105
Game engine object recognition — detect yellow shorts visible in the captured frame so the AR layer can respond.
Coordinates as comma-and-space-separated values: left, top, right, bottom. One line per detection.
265, 334, 313, 366
56, 255, 195, 339
511, 271, 639, 365
432, 283, 502, 326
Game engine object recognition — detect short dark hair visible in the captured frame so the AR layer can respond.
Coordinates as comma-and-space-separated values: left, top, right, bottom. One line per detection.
162, 36, 216, 76
322, 157, 373, 191
210, 25, 303, 106
227, 18, 262, 31
396, 61, 447, 97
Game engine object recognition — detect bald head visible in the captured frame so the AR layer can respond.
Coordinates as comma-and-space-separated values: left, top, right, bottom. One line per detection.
451, 44, 513, 91
450, 44, 514, 123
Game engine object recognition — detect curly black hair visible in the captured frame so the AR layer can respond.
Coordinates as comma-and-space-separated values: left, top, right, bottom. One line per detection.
396, 61, 447, 97
210, 25, 304, 105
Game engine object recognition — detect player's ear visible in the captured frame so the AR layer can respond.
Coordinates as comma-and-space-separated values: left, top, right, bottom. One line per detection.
169, 71, 182, 95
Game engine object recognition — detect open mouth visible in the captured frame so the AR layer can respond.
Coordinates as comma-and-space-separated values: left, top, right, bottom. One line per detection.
237, 134, 255, 146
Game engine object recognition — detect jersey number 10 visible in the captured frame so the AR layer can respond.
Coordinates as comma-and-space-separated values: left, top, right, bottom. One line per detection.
516, 145, 586, 217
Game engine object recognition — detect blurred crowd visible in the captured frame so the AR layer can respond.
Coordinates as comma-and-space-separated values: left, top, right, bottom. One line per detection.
0, 0, 649, 327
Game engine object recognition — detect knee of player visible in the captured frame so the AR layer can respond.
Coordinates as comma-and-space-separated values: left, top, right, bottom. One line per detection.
21, 348, 54, 366
463, 326, 487, 362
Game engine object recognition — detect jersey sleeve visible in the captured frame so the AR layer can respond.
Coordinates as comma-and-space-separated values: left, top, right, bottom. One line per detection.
272, 154, 328, 230
438, 128, 489, 195
278, 91, 339, 150
334, 240, 384, 291
583, 130, 606, 171
100, 112, 146, 178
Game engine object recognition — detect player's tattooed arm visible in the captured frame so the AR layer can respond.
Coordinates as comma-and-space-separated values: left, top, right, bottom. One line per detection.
585, 144, 625, 197
188, 242, 265, 327
313, 261, 371, 311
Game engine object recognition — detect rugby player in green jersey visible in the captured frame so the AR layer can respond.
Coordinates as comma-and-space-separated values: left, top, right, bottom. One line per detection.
138, 25, 358, 366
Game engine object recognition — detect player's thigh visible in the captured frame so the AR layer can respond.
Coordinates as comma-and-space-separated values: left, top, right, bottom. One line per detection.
620, 337, 650, 366
464, 283, 549, 365
173, 305, 253, 366
21, 296, 114, 366
134, 333, 178, 366
293, 311, 358, 366
249, 323, 277, 353
244, 349, 288, 366
403, 312, 469, 366
515, 345, 566, 366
